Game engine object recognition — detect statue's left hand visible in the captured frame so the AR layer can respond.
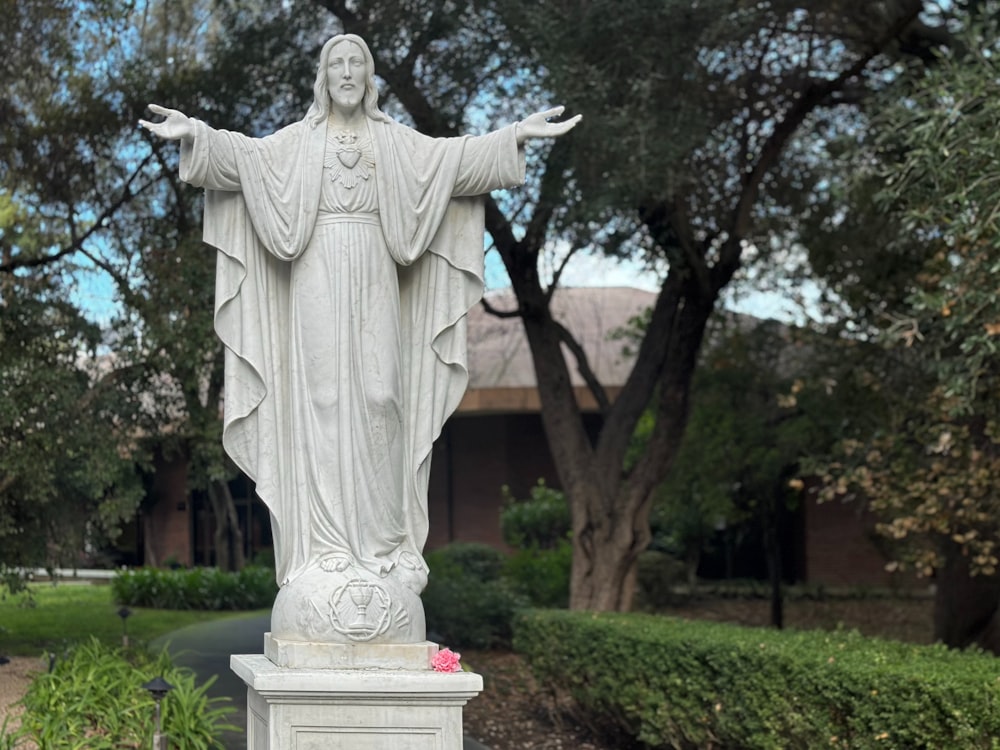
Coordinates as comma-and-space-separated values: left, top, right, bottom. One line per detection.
515, 106, 582, 144
139, 104, 196, 143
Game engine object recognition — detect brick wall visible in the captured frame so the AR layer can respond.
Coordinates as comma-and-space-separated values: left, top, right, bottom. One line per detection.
803, 496, 897, 587
144, 452, 193, 567
427, 412, 560, 550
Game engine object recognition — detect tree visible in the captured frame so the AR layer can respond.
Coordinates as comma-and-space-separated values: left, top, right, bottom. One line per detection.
1, 0, 952, 607
644, 318, 842, 626
1, 0, 335, 571
217, 0, 947, 609
807, 7, 1000, 651
0, 195, 143, 583
125, 3, 339, 568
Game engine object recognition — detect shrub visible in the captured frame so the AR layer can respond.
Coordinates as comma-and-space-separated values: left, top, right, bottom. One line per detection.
499, 480, 573, 608
514, 610, 1000, 750
503, 539, 572, 608
0, 639, 236, 749
500, 480, 571, 549
422, 543, 525, 650
0, 565, 30, 597
634, 549, 690, 610
426, 542, 507, 582
112, 566, 277, 610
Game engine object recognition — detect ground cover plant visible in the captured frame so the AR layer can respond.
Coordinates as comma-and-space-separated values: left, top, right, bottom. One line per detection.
514, 609, 1000, 750
0, 583, 267, 656
0, 638, 236, 749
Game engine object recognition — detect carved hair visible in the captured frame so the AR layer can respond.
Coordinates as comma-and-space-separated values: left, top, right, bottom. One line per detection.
306, 34, 391, 127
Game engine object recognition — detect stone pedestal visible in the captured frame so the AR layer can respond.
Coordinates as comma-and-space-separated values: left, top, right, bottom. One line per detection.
231, 641, 483, 750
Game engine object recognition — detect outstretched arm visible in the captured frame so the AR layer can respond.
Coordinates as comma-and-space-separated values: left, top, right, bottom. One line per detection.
514, 106, 582, 145
139, 104, 196, 143
139, 104, 243, 192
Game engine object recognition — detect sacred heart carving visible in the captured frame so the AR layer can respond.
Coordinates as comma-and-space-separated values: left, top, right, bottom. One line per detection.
338, 149, 361, 169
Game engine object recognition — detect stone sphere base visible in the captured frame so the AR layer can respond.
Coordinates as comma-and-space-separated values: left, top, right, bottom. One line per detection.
270, 564, 426, 644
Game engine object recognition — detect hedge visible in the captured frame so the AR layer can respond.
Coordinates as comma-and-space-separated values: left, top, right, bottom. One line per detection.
514, 610, 1000, 750
112, 566, 277, 610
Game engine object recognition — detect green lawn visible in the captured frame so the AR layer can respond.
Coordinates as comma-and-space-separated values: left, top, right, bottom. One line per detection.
0, 582, 269, 656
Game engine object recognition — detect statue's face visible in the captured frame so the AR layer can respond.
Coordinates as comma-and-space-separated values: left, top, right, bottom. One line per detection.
326, 40, 367, 115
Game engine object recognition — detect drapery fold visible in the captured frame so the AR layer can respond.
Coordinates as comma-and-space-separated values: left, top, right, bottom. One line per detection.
180, 116, 523, 585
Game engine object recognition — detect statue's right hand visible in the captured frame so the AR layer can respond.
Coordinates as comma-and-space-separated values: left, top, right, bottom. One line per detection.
139, 104, 195, 142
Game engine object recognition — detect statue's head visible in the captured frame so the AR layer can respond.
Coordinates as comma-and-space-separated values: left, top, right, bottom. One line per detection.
307, 34, 388, 126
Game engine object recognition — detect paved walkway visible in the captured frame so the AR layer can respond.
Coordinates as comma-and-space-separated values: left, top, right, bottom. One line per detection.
152, 614, 489, 749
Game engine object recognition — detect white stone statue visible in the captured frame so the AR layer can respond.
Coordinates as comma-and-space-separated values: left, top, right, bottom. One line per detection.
140, 34, 579, 645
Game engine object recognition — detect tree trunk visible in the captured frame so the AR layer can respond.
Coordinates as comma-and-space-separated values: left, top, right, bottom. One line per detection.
142, 512, 158, 568
569, 543, 640, 610
684, 545, 701, 587
763, 506, 784, 629
208, 483, 229, 571
220, 480, 246, 571
934, 539, 1000, 654
207, 480, 245, 572
568, 483, 654, 610
514, 272, 711, 612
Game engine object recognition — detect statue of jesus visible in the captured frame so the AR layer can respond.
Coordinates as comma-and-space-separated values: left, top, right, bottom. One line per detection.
140, 33, 579, 644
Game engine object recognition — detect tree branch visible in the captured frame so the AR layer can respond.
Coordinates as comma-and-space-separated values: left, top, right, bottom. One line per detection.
486, 198, 535, 289
594, 275, 683, 471
0, 474, 16, 497
0, 154, 156, 275
480, 295, 521, 319
627, 295, 712, 496
545, 241, 584, 305
554, 318, 611, 413
639, 196, 712, 300
523, 137, 573, 252
710, 0, 925, 292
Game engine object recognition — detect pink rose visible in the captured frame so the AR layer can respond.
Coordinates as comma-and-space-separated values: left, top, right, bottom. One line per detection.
431, 647, 462, 673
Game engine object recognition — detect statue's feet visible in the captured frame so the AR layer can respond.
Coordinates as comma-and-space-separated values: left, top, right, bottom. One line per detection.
398, 551, 423, 570
319, 553, 354, 573
395, 551, 428, 593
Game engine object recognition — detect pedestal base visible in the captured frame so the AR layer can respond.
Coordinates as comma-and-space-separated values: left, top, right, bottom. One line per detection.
264, 633, 438, 670
231, 654, 483, 750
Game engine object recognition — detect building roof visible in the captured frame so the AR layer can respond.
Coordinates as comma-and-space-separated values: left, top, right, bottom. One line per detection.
459, 286, 656, 414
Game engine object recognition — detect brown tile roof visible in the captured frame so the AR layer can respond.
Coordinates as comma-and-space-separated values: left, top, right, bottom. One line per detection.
460, 287, 656, 413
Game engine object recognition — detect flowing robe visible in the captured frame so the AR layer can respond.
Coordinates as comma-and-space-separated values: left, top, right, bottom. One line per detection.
179, 116, 524, 586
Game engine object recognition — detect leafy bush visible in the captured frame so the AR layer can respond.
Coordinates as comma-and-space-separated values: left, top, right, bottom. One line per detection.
0, 639, 236, 749
634, 549, 688, 609
503, 539, 573, 608
515, 610, 1000, 750
426, 542, 507, 583
422, 543, 525, 650
112, 566, 276, 610
499, 480, 572, 608
500, 480, 571, 549
250, 549, 276, 569
0, 565, 30, 597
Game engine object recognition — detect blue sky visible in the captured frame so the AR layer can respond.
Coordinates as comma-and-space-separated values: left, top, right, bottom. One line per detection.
73, 240, 808, 328
483, 243, 813, 325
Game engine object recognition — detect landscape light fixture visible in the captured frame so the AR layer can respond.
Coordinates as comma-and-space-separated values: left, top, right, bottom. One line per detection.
142, 676, 174, 750
117, 606, 132, 648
